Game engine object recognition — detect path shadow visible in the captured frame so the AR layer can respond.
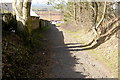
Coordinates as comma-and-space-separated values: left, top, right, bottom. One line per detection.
45, 24, 89, 78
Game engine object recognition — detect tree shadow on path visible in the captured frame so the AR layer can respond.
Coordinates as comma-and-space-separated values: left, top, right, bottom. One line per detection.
45, 24, 89, 78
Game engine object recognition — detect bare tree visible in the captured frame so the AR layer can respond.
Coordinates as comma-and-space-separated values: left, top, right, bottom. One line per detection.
92, 0, 107, 40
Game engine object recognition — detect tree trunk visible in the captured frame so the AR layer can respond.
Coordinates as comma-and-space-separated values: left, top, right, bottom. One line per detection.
14, 0, 24, 33
12, 0, 16, 16
96, 1, 106, 29
22, 0, 32, 36
73, 0, 77, 25
12, 0, 32, 35
93, 0, 107, 40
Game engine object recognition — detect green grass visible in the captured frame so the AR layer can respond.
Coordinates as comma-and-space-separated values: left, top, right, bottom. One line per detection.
55, 23, 62, 27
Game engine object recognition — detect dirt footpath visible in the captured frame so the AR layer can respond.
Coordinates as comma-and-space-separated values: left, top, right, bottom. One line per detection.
45, 25, 115, 78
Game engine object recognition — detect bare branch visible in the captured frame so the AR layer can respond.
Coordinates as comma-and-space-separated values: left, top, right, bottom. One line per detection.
96, 0, 107, 29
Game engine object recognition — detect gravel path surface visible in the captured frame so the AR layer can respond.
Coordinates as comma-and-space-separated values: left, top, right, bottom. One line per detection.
46, 25, 115, 78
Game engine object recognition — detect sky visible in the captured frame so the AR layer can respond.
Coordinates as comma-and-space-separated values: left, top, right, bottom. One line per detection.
0, 0, 49, 4
0, 0, 119, 3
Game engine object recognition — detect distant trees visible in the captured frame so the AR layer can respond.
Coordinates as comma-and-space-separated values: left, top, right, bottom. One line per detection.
12, 0, 32, 36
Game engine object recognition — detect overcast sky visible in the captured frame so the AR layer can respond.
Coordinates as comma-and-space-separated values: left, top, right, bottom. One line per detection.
0, 0, 119, 3
0, 0, 49, 4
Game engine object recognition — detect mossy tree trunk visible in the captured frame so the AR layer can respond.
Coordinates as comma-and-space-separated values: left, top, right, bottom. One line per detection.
22, 0, 32, 36
12, 0, 32, 36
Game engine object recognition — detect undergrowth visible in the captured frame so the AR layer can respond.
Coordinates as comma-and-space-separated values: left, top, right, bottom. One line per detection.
2, 26, 51, 79
2, 31, 32, 79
